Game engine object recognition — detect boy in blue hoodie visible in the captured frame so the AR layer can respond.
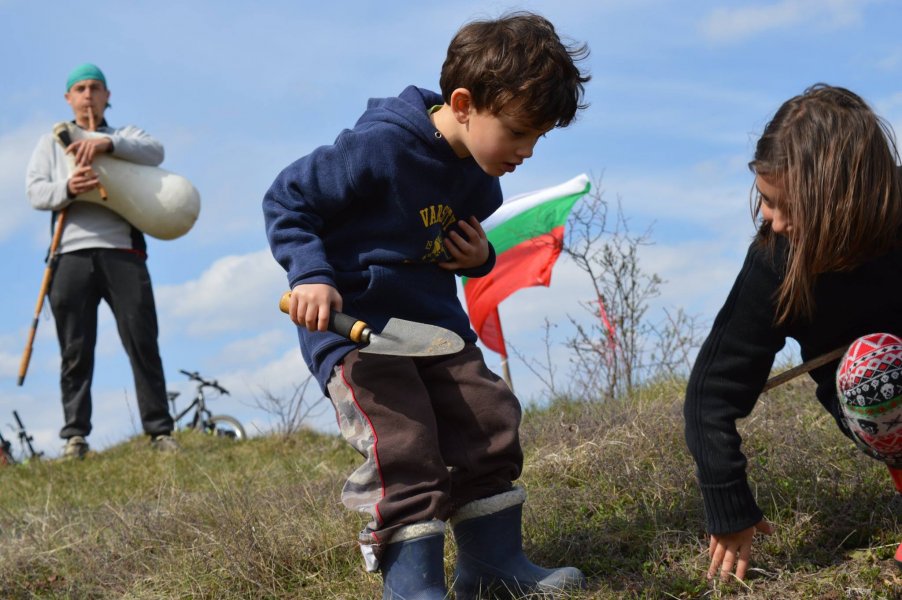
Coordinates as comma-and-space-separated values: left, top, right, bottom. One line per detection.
264, 11, 589, 599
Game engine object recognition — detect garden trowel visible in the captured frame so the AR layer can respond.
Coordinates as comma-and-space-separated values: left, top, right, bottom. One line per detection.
279, 292, 464, 357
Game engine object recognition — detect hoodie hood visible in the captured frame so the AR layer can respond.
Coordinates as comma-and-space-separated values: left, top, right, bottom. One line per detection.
356, 86, 455, 156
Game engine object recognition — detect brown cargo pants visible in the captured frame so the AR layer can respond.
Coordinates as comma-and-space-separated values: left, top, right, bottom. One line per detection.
325, 343, 523, 567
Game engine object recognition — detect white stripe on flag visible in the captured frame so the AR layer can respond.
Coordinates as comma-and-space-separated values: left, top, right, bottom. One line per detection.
482, 173, 590, 232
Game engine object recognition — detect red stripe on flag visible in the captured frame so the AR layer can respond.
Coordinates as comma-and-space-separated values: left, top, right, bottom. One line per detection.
464, 227, 564, 354
479, 307, 507, 357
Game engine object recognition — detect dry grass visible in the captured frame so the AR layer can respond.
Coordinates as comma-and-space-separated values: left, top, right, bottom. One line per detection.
0, 379, 899, 599
520, 378, 901, 598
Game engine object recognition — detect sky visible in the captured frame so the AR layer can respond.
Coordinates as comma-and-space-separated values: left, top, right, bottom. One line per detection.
2, 0, 902, 457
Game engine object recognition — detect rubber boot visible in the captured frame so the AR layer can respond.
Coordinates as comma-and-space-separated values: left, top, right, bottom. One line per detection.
450, 487, 586, 599
381, 522, 448, 600
890, 466, 902, 571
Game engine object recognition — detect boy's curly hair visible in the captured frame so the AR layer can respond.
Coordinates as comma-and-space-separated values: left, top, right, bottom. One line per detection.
439, 11, 590, 129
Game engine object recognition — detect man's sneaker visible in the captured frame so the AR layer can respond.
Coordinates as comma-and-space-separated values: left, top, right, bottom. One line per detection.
63, 436, 89, 459
151, 434, 179, 453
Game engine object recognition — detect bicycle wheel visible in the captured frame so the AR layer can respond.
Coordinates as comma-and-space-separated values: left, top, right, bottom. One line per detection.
207, 415, 246, 441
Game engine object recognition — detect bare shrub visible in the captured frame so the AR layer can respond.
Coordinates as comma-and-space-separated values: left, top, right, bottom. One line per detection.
251, 376, 329, 436
511, 175, 705, 401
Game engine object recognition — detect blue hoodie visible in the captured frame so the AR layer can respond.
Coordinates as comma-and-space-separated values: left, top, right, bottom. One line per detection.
263, 86, 501, 391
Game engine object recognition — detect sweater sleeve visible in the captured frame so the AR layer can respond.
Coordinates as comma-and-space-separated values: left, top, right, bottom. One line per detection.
683, 242, 788, 534
25, 134, 72, 211
262, 140, 357, 289
455, 242, 496, 278
107, 125, 164, 166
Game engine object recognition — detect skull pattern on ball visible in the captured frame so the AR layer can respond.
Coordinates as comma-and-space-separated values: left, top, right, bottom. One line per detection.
836, 333, 902, 464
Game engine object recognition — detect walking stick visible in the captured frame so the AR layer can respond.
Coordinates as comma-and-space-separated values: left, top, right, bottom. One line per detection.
762, 344, 849, 393
17, 123, 77, 386
17, 208, 67, 386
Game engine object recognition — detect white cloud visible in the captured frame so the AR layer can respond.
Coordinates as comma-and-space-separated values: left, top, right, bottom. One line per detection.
602, 166, 754, 235
875, 48, 902, 71
0, 348, 18, 379
640, 238, 748, 318
214, 329, 295, 368
701, 0, 871, 43
874, 90, 902, 115
210, 347, 337, 435
0, 120, 49, 242
155, 249, 286, 336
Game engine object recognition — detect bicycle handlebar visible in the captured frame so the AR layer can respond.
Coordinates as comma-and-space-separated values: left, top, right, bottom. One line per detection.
178, 369, 230, 395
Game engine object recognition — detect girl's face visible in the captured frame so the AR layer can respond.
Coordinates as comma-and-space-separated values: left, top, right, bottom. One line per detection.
756, 174, 792, 234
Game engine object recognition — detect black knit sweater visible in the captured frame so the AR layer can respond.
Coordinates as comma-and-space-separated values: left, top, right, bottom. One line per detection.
684, 235, 902, 534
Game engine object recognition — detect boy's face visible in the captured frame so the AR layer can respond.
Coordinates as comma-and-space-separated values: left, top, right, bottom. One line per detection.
463, 106, 552, 177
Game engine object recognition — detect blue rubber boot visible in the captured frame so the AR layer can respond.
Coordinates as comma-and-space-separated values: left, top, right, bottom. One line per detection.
450, 488, 585, 599
381, 522, 448, 600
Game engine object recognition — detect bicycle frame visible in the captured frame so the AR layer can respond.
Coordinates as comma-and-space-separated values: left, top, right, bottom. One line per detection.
172, 396, 201, 427
168, 370, 246, 440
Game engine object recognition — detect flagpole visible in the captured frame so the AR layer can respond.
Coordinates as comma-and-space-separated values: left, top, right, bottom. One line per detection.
501, 356, 513, 392
494, 307, 514, 392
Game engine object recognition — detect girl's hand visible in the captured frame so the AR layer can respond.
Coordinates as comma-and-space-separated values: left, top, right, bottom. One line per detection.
438, 216, 489, 271
289, 283, 343, 332
707, 519, 775, 582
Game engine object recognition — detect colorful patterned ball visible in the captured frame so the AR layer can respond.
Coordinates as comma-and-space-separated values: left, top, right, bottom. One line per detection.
836, 332, 902, 465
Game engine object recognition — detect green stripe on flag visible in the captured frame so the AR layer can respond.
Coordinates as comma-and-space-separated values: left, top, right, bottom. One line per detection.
487, 191, 584, 255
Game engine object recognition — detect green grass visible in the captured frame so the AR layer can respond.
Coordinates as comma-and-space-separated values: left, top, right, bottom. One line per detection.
0, 379, 899, 599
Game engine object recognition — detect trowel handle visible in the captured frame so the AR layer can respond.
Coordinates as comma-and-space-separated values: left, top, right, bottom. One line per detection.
330, 312, 372, 344
278, 291, 371, 343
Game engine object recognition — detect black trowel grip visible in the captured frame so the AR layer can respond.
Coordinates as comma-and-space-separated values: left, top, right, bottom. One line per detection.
329, 312, 372, 344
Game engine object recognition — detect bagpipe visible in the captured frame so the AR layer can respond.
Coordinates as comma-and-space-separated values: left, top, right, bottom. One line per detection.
53, 120, 201, 240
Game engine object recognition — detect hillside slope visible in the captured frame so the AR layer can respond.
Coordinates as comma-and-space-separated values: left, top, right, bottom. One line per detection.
0, 379, 899, 599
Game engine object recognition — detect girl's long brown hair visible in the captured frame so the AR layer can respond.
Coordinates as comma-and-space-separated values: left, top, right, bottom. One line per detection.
750, 84, 902, 325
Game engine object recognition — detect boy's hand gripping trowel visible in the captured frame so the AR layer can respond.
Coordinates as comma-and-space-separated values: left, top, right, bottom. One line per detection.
279, 292, 464, 357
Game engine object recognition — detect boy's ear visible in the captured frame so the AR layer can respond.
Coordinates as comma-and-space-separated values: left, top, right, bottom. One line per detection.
449, 88, 473, 124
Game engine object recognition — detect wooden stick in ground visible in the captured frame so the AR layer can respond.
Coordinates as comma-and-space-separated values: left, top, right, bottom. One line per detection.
87, 108, 109, 201
761, 345, 849, 393
17, 209, 67, 386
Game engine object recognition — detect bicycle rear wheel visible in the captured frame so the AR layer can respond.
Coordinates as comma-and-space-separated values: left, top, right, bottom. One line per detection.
207, 415, 246, 441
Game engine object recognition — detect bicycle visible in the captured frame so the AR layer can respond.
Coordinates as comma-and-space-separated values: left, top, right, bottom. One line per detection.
0, 429, 13, 466
0, 411, 43, 465
168, 370, 247, 440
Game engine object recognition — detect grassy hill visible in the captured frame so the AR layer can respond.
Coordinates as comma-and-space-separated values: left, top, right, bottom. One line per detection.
0, 379, 899, 599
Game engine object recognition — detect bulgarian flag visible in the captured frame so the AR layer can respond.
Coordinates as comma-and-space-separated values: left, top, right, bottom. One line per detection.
463, 174, 591, 356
